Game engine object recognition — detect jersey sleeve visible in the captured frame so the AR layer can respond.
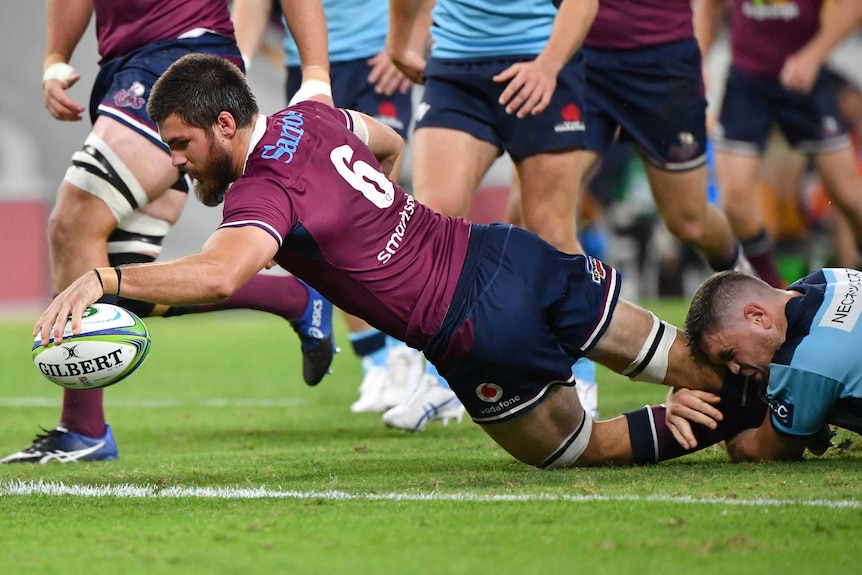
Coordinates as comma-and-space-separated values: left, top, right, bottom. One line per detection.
766, 364, 841, 436
220, 177, 296, 247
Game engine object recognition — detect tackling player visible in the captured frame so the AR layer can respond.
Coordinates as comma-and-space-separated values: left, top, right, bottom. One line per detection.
34, 54, 734, 469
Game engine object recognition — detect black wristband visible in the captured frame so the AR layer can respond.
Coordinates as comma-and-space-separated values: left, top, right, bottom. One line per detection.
114, 266, 122, 295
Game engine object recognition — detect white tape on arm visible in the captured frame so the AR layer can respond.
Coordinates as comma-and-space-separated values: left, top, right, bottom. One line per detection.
621, 312, 677, 384
288, 79, 333, 106
42, 62, 77, 87
344, 110, 370, 145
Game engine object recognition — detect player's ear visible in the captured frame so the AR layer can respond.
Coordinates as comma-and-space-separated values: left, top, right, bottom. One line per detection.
743, 302, 770, 328
216, 111, 237, 137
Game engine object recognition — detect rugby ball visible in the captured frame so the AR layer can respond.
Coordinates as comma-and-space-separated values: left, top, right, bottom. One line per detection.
32, 303, 151, 390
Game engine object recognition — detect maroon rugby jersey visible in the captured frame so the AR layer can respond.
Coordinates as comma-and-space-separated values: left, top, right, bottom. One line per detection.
584, 0, 694, 50
93, 0, 236, 62
728, 0, 823, 79
220, 102, 472, 349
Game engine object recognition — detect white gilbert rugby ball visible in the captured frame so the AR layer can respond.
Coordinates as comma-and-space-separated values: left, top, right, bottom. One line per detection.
32, 303, 151, 390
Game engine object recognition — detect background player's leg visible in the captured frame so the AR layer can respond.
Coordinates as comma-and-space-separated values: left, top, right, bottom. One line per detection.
712, 150, 785, 286
644, 162, 751, 275
813, 147, 862, 265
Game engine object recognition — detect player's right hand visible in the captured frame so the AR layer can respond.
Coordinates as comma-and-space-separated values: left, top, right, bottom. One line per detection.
34, 269, 104, 346
43, 74, 85, 121
665, 387, 723, 450
493, 59, 556, 119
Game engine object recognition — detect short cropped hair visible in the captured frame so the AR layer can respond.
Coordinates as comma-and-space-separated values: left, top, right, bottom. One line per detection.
685, 271, 768, 360
147, 53, 258, 131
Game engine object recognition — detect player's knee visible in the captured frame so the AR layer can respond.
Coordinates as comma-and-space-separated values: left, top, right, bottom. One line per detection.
664, 215, 706, 246
105, 211, 172, 318
46, 198, 112, 253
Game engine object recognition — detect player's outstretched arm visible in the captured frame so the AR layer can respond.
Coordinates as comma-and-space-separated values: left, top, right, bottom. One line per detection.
34, 226, 278, 346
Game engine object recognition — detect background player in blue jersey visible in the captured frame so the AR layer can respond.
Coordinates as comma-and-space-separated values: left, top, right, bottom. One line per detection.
34, 54, 732, 470
0, 0, 333, 465
387, 0, 603, 427
675, 269, 862, 461
232, 0, 434, 417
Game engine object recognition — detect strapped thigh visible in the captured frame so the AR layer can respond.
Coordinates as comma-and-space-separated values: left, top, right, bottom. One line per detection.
64, 133, 149, 222
537, 410, 593, 469
621, 312, 677, 384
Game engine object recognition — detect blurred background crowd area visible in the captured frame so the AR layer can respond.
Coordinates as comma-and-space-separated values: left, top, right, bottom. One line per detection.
1, 3, 861, 308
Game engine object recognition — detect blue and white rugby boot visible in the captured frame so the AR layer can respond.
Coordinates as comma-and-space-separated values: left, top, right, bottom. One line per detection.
0, 424, 119, 464
290, 280, 335, 386
381, 375, 465, 432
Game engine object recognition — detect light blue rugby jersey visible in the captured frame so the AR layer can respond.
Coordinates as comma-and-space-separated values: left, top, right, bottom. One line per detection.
429, 0, 555, 59
767, 268, 862, 436
282, 0, 387, 65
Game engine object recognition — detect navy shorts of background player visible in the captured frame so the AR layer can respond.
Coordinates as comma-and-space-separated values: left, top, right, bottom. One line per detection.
583, 38, 708, 171
415, 54, 587, 162
287, 58, 413, 140
423, 224, 620, 423
713, 66, 851, 156
92, 34, 244, 192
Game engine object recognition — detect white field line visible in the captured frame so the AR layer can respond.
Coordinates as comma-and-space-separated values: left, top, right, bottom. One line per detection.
0, 397, 305, 408
1, 480, 860, 509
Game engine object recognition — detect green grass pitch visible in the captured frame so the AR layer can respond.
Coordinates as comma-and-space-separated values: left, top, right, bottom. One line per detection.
1, 300, 860, 574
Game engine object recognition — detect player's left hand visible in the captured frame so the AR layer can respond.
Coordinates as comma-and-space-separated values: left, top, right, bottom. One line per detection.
386, 44, 426, 86
665, 387, 723, 450
493, 60, 557, 118
34, 270, 104, 346
779, 47, 823, 94
367, 51, 412, 96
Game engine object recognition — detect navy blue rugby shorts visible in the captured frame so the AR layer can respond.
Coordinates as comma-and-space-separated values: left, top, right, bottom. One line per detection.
91, 34, 243, 153
424, 223, 620, 424
713, 65, 850, 156
584, 38, 708, 171
415, 54, 587, 162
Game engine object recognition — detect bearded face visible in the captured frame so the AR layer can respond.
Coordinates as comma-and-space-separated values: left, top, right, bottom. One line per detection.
192, 133, 236, 207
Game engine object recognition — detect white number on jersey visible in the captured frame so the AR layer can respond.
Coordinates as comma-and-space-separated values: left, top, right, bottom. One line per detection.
330, 144, 394, 208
